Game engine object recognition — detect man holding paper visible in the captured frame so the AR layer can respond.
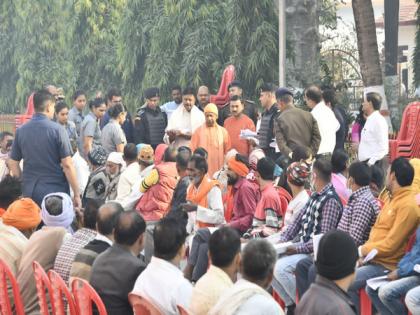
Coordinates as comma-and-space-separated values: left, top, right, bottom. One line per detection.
270, 158, 343, 313
347, 157, 420, 314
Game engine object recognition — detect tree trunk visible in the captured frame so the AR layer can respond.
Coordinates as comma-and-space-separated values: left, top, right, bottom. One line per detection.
384, 0, 400, 119
352, 0, 391, 130
285, 0, 320, 88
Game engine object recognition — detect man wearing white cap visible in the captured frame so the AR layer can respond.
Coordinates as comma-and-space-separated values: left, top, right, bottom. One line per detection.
105, 152, 125, 201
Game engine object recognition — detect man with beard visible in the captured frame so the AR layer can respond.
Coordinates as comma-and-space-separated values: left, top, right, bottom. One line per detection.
225, 154, 260, 234
165, 87, 205, 149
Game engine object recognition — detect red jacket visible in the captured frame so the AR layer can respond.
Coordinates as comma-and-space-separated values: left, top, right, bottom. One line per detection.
136, 162, 178, 221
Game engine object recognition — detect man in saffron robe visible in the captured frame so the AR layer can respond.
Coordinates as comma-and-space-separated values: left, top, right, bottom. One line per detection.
190, 103, 231, 177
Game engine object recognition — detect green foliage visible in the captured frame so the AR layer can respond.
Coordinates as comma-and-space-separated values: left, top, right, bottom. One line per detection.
0, 0, 339, 113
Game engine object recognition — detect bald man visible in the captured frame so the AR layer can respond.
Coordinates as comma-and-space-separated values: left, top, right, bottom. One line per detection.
197, 86, 210, 111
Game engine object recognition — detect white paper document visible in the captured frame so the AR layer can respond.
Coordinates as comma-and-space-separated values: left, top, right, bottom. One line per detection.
366, 276, 390, 290
239, 129, 258, 139
363, 248, 378, 264
313, 234, 324, 261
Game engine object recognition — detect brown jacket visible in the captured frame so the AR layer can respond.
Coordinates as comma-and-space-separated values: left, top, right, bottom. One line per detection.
274, 105, 321, 156
296, 276, 356, 315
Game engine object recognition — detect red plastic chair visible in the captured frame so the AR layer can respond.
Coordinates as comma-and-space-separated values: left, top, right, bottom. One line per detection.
210, 65, 235, 106
359, 288, 372, 315
128, 293, 162, 315
71, 278, 107, 315
0, 259, 25, 315
48, 270, 77, 315
389, 102, 420, 161
177, 304, 192, 315
32, 261, 56, 315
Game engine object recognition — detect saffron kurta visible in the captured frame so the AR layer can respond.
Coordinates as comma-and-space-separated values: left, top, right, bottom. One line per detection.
190, 124, 231, 177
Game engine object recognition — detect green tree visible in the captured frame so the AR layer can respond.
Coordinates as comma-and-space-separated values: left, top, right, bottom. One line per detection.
0, 1, 19, 112
69, 0, 126, 97
13, 0, 73, 109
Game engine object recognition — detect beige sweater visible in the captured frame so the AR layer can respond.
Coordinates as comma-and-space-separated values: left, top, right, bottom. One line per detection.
17, 226, 67, 315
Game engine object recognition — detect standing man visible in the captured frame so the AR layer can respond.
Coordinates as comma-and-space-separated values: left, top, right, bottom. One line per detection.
160, 85, 183, 120
134, 87, 167, 149
322, 87, 348, 152
257, 83, 280, 161
101, 88, 134, 143
196, 86, 210, 111
165, 87, 205, 149
218, 80, 258, 126
305, 85, 339, 159
191, 103, 231, 177
224, 95, 256, 156
68, 90, 87, 136
9, 89, 81, 209
274, 88, 321, 158
358, 92, 389, 172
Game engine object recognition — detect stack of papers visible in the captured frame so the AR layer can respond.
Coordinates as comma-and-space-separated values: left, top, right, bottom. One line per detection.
366, 276, 390, 290
363, 249, 378, 264
240, 129, 258, 139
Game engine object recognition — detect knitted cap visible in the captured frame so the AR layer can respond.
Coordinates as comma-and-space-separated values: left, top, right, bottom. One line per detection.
286, 161, 311, 186
88, 146, 108, 166
315, 230, 358, 280
138, 145, 154, 164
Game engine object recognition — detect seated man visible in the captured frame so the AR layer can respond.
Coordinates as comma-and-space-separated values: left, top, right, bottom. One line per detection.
244, 157, 282, 238
90, 211, 146, 315
182, 154, 224, 231
296, 230, 358, 315
209, 239, 282, 315
17, 193, 75, 314
366, 226, 420, 315
131, 217, 192, 314
271, 158, 343, 312
296, 161, 380, 298
190, 227, 241, 315
347, 157, 420, 313
135, 146, 178, 263
225, 154, 260, 234
0, 198, 41, 275
0, 175, 22, 216
54, 198, 100, 284
70, 201, 123, 281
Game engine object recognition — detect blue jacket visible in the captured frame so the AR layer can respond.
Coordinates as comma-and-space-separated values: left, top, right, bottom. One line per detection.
398, 227, 420, 277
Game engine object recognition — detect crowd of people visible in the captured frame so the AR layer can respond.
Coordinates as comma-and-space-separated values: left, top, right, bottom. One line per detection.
0, 80, 419, 315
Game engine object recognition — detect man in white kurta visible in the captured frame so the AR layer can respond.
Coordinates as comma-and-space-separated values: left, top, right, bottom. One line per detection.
165, 88, 205, 149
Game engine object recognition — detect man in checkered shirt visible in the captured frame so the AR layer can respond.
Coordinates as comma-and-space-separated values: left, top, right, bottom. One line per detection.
295, 162, 381, 299
270, 158, 343, 313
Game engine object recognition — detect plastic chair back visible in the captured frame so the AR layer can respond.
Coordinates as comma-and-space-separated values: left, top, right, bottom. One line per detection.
177, 304, 192, 315
71, 278, 107, 315
272, 289, 285, 311
0, 259, 25, 315
128, 293, 162, 315
359, 289, 372, 315
210, 65, 235, 106
32, 261, 56, 315
48, 270, 77, 315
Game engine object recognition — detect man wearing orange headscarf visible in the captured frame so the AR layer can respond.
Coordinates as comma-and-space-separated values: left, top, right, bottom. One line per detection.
225, 154, 260, 234
190, 103, 231, 177
0, 198, 41, 275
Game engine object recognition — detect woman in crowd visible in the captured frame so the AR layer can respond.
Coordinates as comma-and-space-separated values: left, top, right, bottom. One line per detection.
55, 101, 78, 143
79, 98, 107, 158
101, 103, 127, 154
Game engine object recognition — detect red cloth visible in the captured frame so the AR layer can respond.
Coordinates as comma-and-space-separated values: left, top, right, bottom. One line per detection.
254, 183, 282, 221
25, 93, 35, 116
228, 178, 260, 233
154, 144, 168, 165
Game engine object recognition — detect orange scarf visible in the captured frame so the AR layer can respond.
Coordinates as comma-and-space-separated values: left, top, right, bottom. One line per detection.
186, 174, 220, 228
223, 186, 234, 223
